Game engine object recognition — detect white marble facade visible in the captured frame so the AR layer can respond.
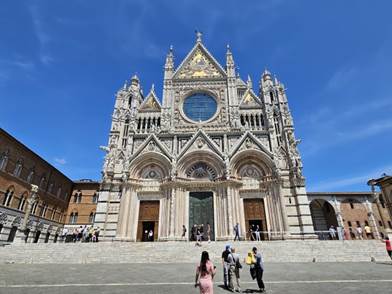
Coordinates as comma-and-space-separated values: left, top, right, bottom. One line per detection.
94, 34, 315, 241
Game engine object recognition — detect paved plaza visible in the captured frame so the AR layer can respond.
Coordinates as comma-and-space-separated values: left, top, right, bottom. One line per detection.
0, 262, 391, 294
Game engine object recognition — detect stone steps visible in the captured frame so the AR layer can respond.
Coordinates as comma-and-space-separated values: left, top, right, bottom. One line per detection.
0, 240, 389, 264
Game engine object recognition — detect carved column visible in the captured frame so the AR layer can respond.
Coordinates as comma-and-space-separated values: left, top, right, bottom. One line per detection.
169, 188, 176, 238
16, 184, 38, 243
365, 197, 380, 239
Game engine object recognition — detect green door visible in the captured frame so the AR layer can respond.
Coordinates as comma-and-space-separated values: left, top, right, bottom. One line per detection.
189, 192, 214, 241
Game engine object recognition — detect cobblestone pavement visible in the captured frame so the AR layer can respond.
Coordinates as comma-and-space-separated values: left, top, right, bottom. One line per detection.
0, 262, 391, 294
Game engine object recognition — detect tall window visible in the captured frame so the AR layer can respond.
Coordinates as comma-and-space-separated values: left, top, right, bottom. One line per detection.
51, 208, 56, 220
32, 202, 38, 215
57, 187, 62, 198
92, 192, 98, 203
27, 169, 34, 183
3, 187, 14, 207
122, 119, 129, 148
70, 212, 78, 224
0, 151, 9, 171
89, 212, 95, 223
41, 203, 48, 218
13, 159, 23, 177
18, 194, 27, 211
39, 176, 46, 189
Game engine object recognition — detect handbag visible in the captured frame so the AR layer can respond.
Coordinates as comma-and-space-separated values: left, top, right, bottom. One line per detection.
250, 266, 256, 280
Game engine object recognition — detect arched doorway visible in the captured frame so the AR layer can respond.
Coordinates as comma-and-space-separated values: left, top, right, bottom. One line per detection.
309, 199, 338, 239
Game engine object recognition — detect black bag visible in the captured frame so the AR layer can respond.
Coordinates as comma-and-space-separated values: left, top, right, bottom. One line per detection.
250, 267, 256, 280
236, 258, 243, 269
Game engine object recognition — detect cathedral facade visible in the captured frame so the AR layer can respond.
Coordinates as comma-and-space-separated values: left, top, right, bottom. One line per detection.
94, 34, 315, 241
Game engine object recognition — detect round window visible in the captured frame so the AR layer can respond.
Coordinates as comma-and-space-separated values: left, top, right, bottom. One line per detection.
183, 93, 217, 122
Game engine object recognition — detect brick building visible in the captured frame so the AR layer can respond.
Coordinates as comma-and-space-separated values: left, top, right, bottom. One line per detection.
64, 179, 100, 231
308, 192, 392, 240
0, 128, 73, 243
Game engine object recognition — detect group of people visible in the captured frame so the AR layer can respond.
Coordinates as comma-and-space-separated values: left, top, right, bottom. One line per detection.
190, 223, 212, 244
328, 225, 374, 240
61, 226, 100, 243
247, 224, 263, 241
194, 245, 265, 294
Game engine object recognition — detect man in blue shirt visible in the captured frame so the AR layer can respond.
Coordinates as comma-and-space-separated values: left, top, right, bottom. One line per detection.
252, 247, 265, 292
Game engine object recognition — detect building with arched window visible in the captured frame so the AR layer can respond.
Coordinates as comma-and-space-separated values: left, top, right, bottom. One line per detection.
1, 35, 391, 244
0, 128, 74, 243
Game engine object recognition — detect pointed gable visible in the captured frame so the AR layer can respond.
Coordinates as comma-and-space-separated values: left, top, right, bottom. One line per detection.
139, 87, 161, 112
230, 131, 273, 159
173, 43, 226, 80
130, 134, 172, 162
239, 89, 262, 109
178, 129, 224, 160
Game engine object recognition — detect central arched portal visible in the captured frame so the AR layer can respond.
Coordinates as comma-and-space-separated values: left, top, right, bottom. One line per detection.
189, 191, 215, 241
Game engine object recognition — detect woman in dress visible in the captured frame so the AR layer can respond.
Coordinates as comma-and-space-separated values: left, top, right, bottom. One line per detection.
195, 251, 216, 294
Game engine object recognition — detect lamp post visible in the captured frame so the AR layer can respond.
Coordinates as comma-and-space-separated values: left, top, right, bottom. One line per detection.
17, 184, 39, 243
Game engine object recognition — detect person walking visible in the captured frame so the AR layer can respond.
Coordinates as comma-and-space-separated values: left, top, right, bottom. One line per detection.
182, 225, 187, 240
221, 245, 231, 289
251, 247, 265, 293
382, 237, 392, 260
234, 223, 240, 241
195, 251, 216, 294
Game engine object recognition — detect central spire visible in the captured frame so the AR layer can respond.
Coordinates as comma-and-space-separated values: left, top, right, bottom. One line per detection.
195, 30, 203, 43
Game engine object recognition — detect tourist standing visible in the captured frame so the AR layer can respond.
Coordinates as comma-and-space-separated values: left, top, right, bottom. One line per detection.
194, 251, 216, 294
191, 224, 197, 241
182, 225, 187, 240
221, 245, 231, 289
234, 223, 240, 241
196, 225, 202, 246
206, 223, 211, 243
356, 226, 363, 240
148, 230, 154, 241
95, 227, 100, 242
381, 237, 392, 260
329, 225, 336, 240
252, 247, 265, 293
364, 225, 373, 239
255, 225, 261, 241
61, 227, 68, 242
229, 247, 242, 292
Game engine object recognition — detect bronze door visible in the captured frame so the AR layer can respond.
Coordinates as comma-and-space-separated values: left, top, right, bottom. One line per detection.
189, 192, 214, 241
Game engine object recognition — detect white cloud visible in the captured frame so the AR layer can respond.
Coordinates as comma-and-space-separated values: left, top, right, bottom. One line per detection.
54, 158, 67, 165
308, 164, 392, 191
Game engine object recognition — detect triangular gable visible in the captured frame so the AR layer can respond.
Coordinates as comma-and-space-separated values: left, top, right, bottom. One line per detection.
130, 134, 172, 162
230, 131, 273, 159
178, 129, 224, 160
139, 89, 161, 112
239, 89, 262, 109
173, 43, 226, 80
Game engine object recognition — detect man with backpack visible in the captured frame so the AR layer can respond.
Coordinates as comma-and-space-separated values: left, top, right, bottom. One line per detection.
221, 245, 231, 289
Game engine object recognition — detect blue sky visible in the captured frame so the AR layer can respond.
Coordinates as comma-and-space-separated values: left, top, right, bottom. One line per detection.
1, 0, 391, 191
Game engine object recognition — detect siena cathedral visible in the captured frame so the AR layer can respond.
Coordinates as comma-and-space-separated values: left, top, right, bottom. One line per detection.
94, 33, 315, 241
